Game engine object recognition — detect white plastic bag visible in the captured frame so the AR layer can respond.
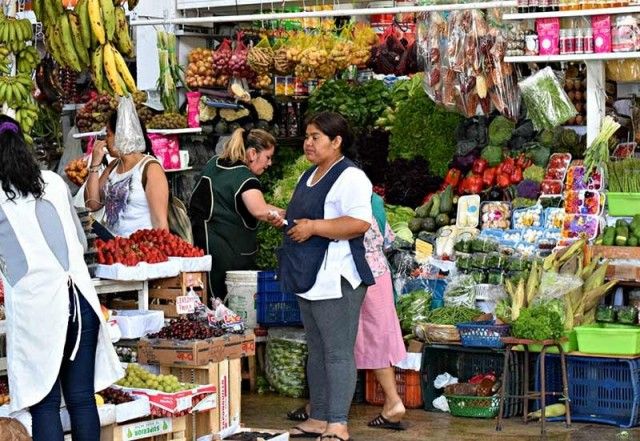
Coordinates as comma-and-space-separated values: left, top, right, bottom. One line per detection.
114, 96, 146, 155
434, 372, 458, 389
432, 395, 450, 412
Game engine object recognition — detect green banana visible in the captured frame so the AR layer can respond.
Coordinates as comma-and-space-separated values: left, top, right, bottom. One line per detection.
91, 44, 106, 93
58, 14, 82, 72
44, 0, 63, 28
99, 0, 115, 42
114, 6, 133, 57
75, 0, 92, 51
68, 12, 89, 68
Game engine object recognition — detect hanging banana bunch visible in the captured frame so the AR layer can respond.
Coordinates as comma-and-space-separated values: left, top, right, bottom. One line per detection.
34, 0, 138, 97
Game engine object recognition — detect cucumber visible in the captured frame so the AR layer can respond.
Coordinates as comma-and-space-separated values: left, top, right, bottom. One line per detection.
429, 194, 441, 218
440, 185, 453, 214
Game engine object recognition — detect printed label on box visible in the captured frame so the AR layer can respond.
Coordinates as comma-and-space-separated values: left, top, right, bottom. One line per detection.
176, 395, 192, 411
176, 295, 196, 314
121, 418, 172, 441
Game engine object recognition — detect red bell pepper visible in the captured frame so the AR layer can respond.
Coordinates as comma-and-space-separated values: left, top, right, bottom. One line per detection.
501, 157, 515, 175
466, 174, 484, 194
444, 168, 462, 187
497, 173, 511, 188
472, 158, 488, 175
468, 374, 486, 384
511, 167, 523, 184
482, 167, 496, 188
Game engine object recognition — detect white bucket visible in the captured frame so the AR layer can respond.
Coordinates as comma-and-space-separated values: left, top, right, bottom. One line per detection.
225, 270, 258, 329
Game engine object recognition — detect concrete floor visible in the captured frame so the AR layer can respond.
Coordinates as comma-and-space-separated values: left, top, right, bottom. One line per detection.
240, 393, 640, 441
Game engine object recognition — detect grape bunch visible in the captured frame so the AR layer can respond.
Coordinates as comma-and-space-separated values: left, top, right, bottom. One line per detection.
116, 364, 195, 393
99, 387, 134, 404
148, 316, 224, 340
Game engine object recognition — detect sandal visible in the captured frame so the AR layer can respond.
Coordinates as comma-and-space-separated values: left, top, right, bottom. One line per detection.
289, 426, 323, 438
287, 406, 310, 422
319, 434, 352, 441
367, 413, 407, 431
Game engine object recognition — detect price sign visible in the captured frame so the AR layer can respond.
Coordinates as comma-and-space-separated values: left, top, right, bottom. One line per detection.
176, 295, 196, 314
415, 239, 434, 263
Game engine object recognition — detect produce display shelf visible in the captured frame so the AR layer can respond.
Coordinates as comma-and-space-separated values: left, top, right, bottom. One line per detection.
92, 279, 149, 311
146, 128, 202, 135
503, 5, 640, 20
505, 51, 640, 63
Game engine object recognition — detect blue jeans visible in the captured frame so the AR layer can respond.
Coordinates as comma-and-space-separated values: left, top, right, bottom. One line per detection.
30, 287, 100, 441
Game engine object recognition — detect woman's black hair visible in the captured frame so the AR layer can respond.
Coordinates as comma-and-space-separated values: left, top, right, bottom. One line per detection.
108, 111, 153, 155
305, 111, 356, 160
0, 115, 44, 201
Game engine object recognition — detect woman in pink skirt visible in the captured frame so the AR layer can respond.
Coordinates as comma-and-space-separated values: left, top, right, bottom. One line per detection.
354, 194, 407, 430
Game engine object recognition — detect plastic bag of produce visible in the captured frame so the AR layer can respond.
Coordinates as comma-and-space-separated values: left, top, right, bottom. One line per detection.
115, 96, 145, 155
247, 36, 274, 75
266, 328, 308, 398
372, 25, 407, 75
418, 12, 447, 105
212, 38, 232, 76
519, 67, 577, 130
444, 274, 476, 308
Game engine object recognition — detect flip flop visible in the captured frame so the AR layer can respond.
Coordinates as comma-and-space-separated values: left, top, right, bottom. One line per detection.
289, 426, 323, 438
367, 413, 407, 431
320, 434, 353, 441
287, 406, 310, 422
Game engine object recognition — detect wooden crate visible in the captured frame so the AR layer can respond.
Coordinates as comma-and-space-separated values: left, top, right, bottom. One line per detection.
149, 272, 207, 318
159, 359, 242, 440
100, 416, 187, 441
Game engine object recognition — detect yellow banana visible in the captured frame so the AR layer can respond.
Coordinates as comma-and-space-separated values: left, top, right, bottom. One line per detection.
88, 0, 105, 45
75, 0, 92, 51
91, 44, 106, 94
68, 12, 89, 68
102, 43, 125, 95
99, 0, 115, 42
114, 6, 133, 57
58, 14, 82, 72
111, 45, 136, 93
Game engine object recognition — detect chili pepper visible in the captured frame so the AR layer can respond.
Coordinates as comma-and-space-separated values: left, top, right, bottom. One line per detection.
444, 168, 462, 187
472, 158, 488, 175
497, 173, 511, 188
482, 167, 496, 188
511, 167, 523, 184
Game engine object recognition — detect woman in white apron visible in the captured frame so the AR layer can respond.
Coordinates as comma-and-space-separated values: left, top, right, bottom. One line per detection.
0, 115, 123, 440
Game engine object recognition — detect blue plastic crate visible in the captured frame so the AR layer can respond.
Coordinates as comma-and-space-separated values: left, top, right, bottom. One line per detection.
258, 270, 281, 293
402, 278, 448, 301
535, 354, 640, 428
456, 321, 511, 349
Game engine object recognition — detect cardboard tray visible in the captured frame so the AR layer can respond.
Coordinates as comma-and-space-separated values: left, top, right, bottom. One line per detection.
96, 261, 181, 281
169, 256, 212, 272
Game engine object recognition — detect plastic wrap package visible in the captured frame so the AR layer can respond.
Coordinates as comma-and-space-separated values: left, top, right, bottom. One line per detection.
265, 328, 308, 398
114, 97, 145, 155
519, 67, 577, 130
418, 11, 519, 119
538, 272, 583, 301
487, 33, 520, 121
397, 287, 433, 332
444, 274, 476, 308
606, 59, 640, 82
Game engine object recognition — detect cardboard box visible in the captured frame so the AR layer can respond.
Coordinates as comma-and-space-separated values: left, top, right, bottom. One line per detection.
100, 415, 187, 441
218, 359, 230, 431
228, 359, 241, 428
115, 395, 151, 423
137, 332, 255, 367
148, 272, 208, 318
123, 387, 193, 417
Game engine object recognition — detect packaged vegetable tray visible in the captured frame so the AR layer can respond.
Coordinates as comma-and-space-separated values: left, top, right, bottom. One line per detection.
512, 206, 543, 229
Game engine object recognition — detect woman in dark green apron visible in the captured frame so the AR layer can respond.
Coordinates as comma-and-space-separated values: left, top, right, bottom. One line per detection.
189, 128, 285, 301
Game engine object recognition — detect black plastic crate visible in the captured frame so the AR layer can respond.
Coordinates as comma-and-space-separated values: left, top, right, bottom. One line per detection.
421, 344, 524, 418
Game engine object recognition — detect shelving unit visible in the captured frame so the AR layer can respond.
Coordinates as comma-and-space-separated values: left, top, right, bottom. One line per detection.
503, 5, 640, 20
505, 51, 640, 63
92, 279, 150, 311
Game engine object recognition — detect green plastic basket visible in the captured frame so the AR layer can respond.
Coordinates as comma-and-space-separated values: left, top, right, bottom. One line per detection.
445, 394, 500, 418
607, 192, 640, 216
575, 323, 640, 356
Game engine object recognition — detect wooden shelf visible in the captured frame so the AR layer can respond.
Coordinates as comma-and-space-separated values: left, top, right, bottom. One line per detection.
505, 51, 640, 63
503, 5, 640, 20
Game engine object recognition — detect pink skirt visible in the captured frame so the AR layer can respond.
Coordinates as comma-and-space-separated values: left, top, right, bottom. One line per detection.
354, 271, 407, 369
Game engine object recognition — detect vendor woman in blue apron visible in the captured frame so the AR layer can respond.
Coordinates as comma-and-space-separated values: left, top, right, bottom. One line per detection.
280, 112, 374, 441
189, 128, 285, 301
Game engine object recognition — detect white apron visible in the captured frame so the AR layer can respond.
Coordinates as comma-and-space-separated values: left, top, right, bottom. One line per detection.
1, 171, 123, 414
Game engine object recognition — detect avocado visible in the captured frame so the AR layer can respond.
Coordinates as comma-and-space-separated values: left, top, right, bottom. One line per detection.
435, 213, 451, 227
629, 236, 639, 247
421, 218, 437, 232
408, 218, 423, 233
616, 219, 630, 229
415, 199, 432, 218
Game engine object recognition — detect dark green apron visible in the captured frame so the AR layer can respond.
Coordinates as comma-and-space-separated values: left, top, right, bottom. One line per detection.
194, 157, 259, 300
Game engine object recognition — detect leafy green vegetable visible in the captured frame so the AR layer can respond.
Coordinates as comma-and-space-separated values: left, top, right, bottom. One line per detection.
519, 67, 577, 131
389, 74, 463, 177
480, 145, 504, 167
397, 289, 432, 332
308, 79, 391, 130
385, 204, 415, 228
488, 116, 516, 147
512, 303, 564, 340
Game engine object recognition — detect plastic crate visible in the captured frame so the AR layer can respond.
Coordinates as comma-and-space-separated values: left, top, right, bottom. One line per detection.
365, 368, 423, 409
445, 394, 500, 418
607, 192, 640, 216
535, 354, 640, 428
256, 271, 302, 326
421, 344, 523, 418
456, 321, 511, 349
574, 324, 640, 356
